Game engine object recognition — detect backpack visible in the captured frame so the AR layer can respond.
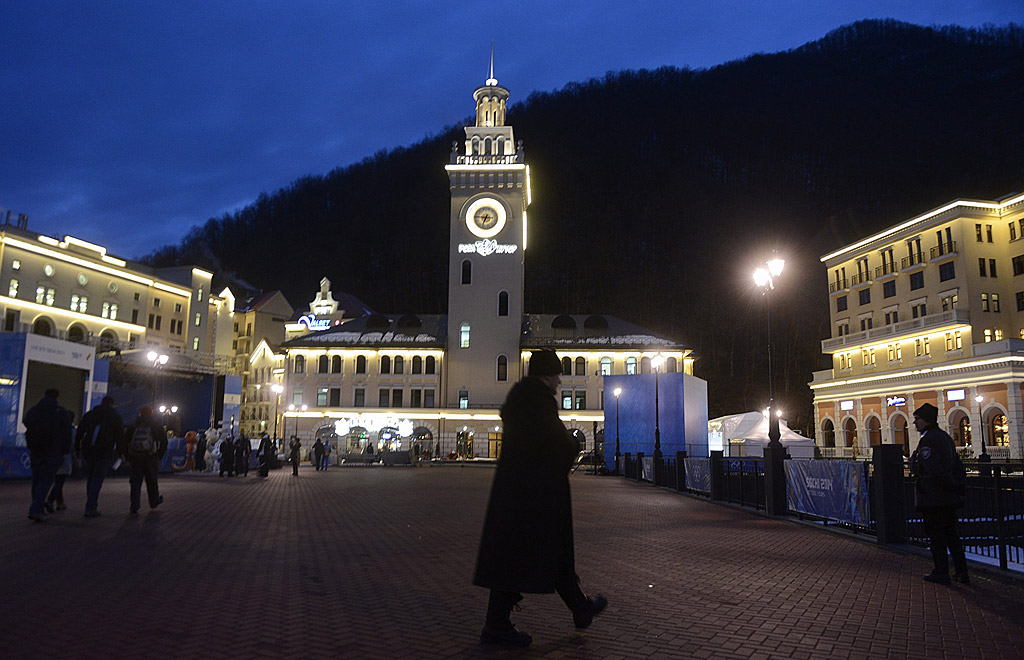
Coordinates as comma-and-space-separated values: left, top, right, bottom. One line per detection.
128, 424, 157, 455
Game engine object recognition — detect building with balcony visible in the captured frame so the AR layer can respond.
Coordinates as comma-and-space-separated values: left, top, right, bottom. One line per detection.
812, 191, 1024, 459
267, 69, 695, 459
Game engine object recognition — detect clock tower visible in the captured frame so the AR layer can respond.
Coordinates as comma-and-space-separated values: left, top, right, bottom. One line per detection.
445, 61, 531, 408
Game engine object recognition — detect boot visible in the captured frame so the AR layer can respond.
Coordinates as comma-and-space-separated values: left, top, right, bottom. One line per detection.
573, 594, 608, 629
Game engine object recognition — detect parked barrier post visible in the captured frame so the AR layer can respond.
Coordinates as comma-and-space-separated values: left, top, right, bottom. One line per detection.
676, 450, 686, 492
763, 444, 788, 516
872, 443, 907, 544
710, 450, 725, 500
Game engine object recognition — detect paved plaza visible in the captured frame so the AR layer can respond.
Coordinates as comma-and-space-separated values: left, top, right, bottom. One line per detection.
3, 465, 1024, 659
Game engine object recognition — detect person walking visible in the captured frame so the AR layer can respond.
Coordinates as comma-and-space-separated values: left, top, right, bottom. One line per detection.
473, 350, 606, 647
313, 438, 324, 471
235, 433, 250, 477
45, 412, 75, 513
257, 433, 271, 477
75, 396, 124, 517
121, 406, 167, 515
219, 434, 235, 477
24, 389, 73, 522
289, 436, 301, 476
911, 403, 969, 585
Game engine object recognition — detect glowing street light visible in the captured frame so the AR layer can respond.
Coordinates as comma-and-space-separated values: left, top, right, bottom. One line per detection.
146, 351, 169, 405
652, 354, 665, 460
753, 256, 785, 448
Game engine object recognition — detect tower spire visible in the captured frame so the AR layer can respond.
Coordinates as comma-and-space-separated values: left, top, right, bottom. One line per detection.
486, 40, 497, 86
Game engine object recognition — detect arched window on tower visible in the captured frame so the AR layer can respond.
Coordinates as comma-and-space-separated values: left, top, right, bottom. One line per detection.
317, 355, 329, 373
575, 357, 586, 376
498, 291, 509, 317
460, 323, 470, 348
356, 355, 366, 374
600, 357, 612, 375
561, 357, 572, 376
626, 357, 637, 375
425, 356, 436, 374
462, 260, 472, 285
294, 355, 305, 374
394, 356, 404, 374
412, 356, 422, 374
380, 355, 391, 374
331, 355, 342, 373
497, 355, 508, 381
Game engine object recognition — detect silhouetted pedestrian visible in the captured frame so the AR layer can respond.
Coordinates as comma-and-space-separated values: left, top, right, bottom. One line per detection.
257, 433, 271, 477
46, 411, 75, 513
219, 435, 235, 477
313, 438, 324, 471
24, 389, 73, 522
195, 431, 208, 471
235, 434, 250, 476
75, 396, 124, 517
474, 350, 606, 647
289, 436, 301, 475
121, 406, 167, 514
911, 403, 969, 584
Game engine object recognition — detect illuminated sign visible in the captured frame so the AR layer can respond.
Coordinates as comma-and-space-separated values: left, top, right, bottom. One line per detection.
947, 389, 966, 401
298, 314, 332, 331
840, 400, 854, 411
458, 240, 518, 256
334, 415, 414, 437
886, 396, 906, 407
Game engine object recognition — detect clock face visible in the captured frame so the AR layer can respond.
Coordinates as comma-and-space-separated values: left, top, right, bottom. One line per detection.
473, 206, 499, 230
464, 197, 507, 238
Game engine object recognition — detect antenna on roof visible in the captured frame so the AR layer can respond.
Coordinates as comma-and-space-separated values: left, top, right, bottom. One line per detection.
486, 40, 497, 86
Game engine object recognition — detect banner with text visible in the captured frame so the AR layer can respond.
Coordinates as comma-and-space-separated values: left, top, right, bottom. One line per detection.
785, 460, 870, 527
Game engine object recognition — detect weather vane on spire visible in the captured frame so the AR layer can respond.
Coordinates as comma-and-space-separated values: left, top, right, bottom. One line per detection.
486, 40, 498, 86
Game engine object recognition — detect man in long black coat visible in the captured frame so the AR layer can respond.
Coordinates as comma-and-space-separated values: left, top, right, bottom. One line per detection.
911, 403, 969, 584
473, 350, 606, 647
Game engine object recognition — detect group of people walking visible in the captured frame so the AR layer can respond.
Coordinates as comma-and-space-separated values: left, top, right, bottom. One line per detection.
25, 390, 166, 520
216, 432, 274, 478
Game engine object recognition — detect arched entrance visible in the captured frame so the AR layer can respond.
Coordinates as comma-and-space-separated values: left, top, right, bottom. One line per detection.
866, 415, 882, 445
345, 426, 371, 455
31, 317, 53, 336
843, 418, 857, 448
949, 410, 971, 446
890, 413, 909, 456
984, 409, 1009, 447
456, 430, 474, 458
412, 426, 433, 458
821, 419, 835, 448
66, 323, 87, 343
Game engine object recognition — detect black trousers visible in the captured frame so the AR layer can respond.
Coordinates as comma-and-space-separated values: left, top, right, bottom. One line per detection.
128, 455, 160, 511
922, 506, 967, 575
486, 574, 586, 628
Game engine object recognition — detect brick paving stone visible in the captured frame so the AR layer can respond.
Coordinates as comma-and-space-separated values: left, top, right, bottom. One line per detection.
3, 468, 1024, 659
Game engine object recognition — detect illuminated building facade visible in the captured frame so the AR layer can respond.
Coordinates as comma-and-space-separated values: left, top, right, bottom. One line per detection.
812, 192, 1024, 459
274, 71, 693, 457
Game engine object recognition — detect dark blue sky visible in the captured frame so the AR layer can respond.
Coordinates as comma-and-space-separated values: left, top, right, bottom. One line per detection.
1, 1, 1021, 259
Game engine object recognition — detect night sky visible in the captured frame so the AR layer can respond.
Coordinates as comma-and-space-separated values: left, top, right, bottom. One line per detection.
1, 1, 1021, 259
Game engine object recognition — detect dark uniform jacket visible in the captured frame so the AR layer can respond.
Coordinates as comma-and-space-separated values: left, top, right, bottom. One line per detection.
911, 426, 964, 510
75, 403, 125, 460
23, 396, 73, 456
473, 376, 579, 593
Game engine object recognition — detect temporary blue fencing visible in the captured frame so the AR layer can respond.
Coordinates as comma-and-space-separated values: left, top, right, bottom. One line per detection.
785, 459, 870, 527
684, 457, 711, 493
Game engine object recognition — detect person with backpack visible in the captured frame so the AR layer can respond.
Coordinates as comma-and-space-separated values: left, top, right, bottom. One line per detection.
120, 406, 167, 515
75, 396, 124, 517
23, 388, 73, 522
911, 403, 969, 585
320, 439, 332, 470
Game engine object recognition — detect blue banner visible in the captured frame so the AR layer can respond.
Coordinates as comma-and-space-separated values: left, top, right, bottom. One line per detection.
0, 446, 33, 478
684, 457, 711, 493
785, 460, 870, 526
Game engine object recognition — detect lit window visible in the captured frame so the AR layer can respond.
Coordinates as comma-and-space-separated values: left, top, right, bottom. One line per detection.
11, 260, 20, 270
861, 349, 875, 366
44, 288, 54, 306
575, 391, 587, 410
915, 337, 930, 356
982, 293, 990, 311
984, 329, 993, 342
497, 355, 508, 381
458, 390, 469, 409
197, 287, 203, 301
153, 298, 160, 308
460, 322, 470, 348
70, 294, 87, 313
600, 357, 612, 375
8, 279, 17, 298
194, 312, 201, 326
562, 390, 572, 410
175, 303, 182, 312
318, 387, 329, 406
192, 337, 199, 350
626, 357, 637, 374
995, 329, 1004, 341
993, 294, 1000, 312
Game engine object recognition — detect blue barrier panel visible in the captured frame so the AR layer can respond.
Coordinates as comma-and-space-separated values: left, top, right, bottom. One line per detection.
785, 460, 870, 526
0, 446, 33, 478
160, 437, 187, 473
684, 457, 711, 492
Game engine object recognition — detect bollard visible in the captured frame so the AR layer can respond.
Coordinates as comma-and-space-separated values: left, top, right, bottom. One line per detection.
872, 444, 906, 544
763, 444, 788, 516
710, 450, 725, 500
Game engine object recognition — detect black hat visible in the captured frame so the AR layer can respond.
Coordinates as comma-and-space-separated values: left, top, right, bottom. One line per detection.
528, 350, 562, 377
913, 403, 938, 424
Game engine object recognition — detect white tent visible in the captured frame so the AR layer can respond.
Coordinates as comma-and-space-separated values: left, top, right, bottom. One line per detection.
708, 412, 815, 459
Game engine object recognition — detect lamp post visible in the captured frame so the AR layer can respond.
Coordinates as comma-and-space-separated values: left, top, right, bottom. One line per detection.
158, 404, 178, 435
753, 257, 785, 449
975, 395, 990, 459
272, 384, 284, 442
652, 355, 665, 460
146, 351, 169, 405
613, 387, 622, 475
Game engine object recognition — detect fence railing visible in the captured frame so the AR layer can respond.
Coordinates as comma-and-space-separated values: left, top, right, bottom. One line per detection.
615, 446, 1024, 573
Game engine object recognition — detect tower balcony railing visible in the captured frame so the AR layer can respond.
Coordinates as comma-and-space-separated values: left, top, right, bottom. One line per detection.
901, 251, 926, 269
828, 278, 849, 294
453, 153, 524, 165
874, 264, 899, 279
821, 308, 971, 352
930, 241, 957, 260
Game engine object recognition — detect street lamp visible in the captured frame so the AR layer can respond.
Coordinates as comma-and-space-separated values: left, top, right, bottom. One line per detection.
975, 395, 990, 459
158, 404, 178, 435
272, 384, 284, 441
651, 355, 665, 460
613, 387, 622, 475
146, 351, 169, 405
753, 256, 785, 449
